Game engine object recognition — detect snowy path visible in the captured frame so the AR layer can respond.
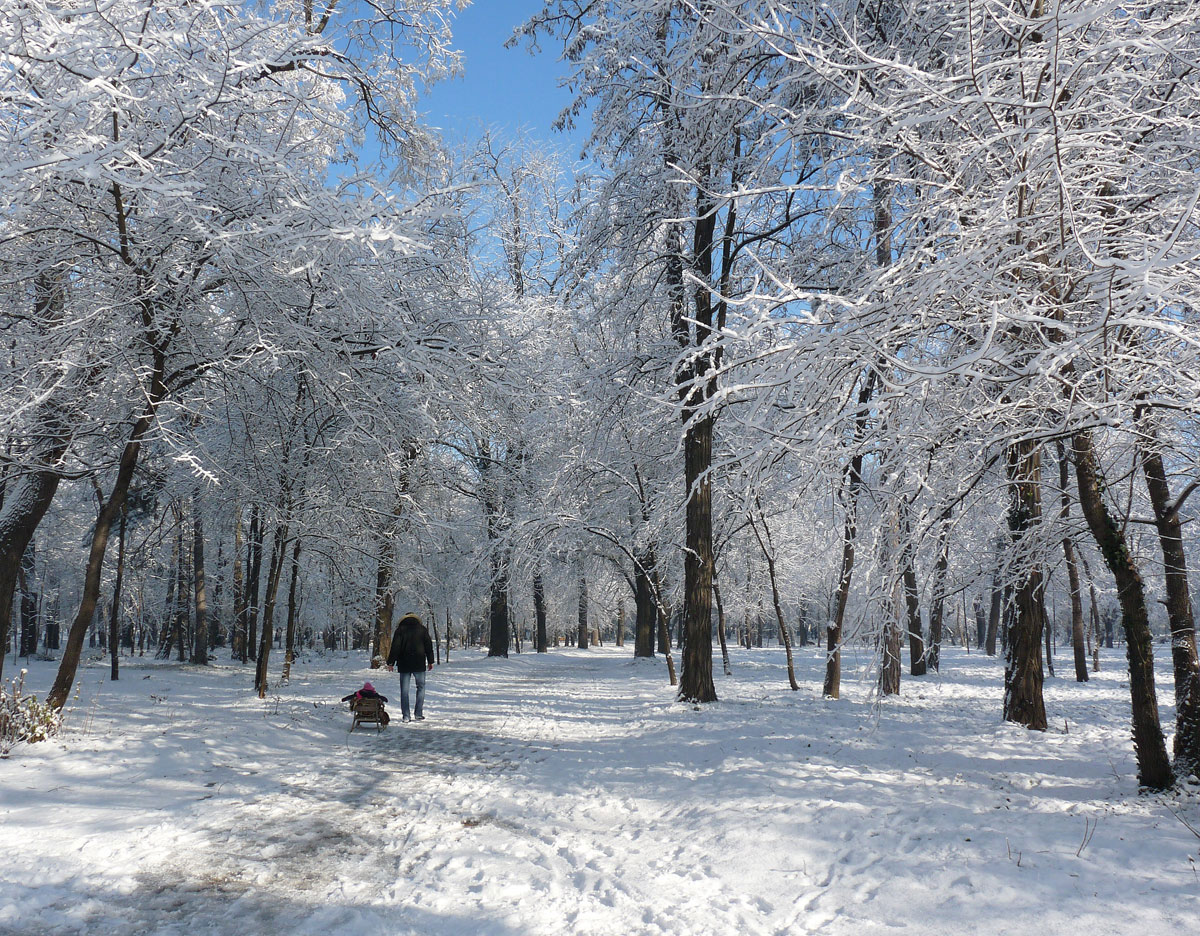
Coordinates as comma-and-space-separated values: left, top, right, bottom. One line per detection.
1, 647, 1198, 935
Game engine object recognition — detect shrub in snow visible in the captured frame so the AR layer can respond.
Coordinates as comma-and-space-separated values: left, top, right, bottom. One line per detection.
0, 670, 62, 756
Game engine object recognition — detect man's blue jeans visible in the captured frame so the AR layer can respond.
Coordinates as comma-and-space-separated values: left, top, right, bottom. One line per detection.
398, 670, 426, 720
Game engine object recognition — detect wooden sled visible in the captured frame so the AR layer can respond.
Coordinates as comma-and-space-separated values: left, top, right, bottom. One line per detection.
350, 697, 388, 731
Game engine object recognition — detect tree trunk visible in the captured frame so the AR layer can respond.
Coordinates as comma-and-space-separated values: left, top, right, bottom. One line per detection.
245, 507, 263, 662
879, 583, 903, 697
677, 410, 716, 702
824, 367, 878, 699
231, 509, 246, 661
0, 276, 74, 683
985, 567, 1002, 657
158, 534, 178, 660
109, 507, 127, 680
192, 496, 208, 666
928, 525, 950, 673
254, 524, 290, 698
173, 518, 188, 663
1002, 439, 1048, 731
657, 597, 677, 687
751, 508, 797, 690
576, 559, 588, 650
371, 538, 394, 668
47, 408, 156, 710
616, 598, 625, 648
634, 549, 656, 657
533, 571, 548, 653
19, 543, 37, 658
902, 557, 926, 677
1138, 432, 1200, 777
488, 560, 509, 658
1072, 428, 1172, 789
713, 576, 731, 676
281, 538, 302, 682
1056, 443, 1089, 682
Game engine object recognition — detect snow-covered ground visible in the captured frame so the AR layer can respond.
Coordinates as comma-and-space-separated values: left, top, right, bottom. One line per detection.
1, 645, 1197, 936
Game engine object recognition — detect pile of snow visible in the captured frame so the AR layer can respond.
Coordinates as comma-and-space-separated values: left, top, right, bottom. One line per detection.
0, 646, 1196, 935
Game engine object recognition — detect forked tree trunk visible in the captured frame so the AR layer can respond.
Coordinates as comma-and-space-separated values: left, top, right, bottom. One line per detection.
254, 524, 290, 698
750, 508, 797, 690
1002, 440, 1048, 731
1072, 429, 1172, 789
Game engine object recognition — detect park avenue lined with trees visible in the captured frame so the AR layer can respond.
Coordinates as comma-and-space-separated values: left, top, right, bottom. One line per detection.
3, 0, 1200, 794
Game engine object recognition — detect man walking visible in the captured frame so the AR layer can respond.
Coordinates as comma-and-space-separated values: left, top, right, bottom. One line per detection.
386, 612, 435, 722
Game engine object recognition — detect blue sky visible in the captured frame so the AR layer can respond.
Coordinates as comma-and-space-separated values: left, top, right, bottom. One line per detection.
419, 1, 589, 156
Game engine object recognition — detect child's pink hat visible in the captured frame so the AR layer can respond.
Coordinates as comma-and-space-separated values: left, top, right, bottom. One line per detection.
363, 682, 374, 691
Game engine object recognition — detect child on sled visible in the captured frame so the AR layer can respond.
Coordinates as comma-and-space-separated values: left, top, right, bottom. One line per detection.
341, 681, 391, 726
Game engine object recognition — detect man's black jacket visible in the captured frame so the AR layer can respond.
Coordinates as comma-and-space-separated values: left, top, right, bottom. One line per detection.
387, 615, 434, 672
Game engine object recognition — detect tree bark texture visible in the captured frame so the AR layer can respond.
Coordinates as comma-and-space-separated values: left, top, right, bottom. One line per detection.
245, 507, 264, 662
533, 571, 548, 653
751, 509, 797, 691
927, 525, 950, 672
713, 576, 731, 676
192, 500, 208, 666
1002, 440, 1048, 731
1072, 429, 1172, 789
282, 538, 301, 682
1138, 434, 1200, 776
634, 549, 657, 657
231, 509, 245, 661
47, 406, 157, 710
824, 367, 878, 699
109, 507, 127, 680
254, 524, 289, 698
577, 560, 589, 650
371, 538, 394, 668
0, 275, 73, 683
985, 567, 1002, 657
1056, 443, 1089, 682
